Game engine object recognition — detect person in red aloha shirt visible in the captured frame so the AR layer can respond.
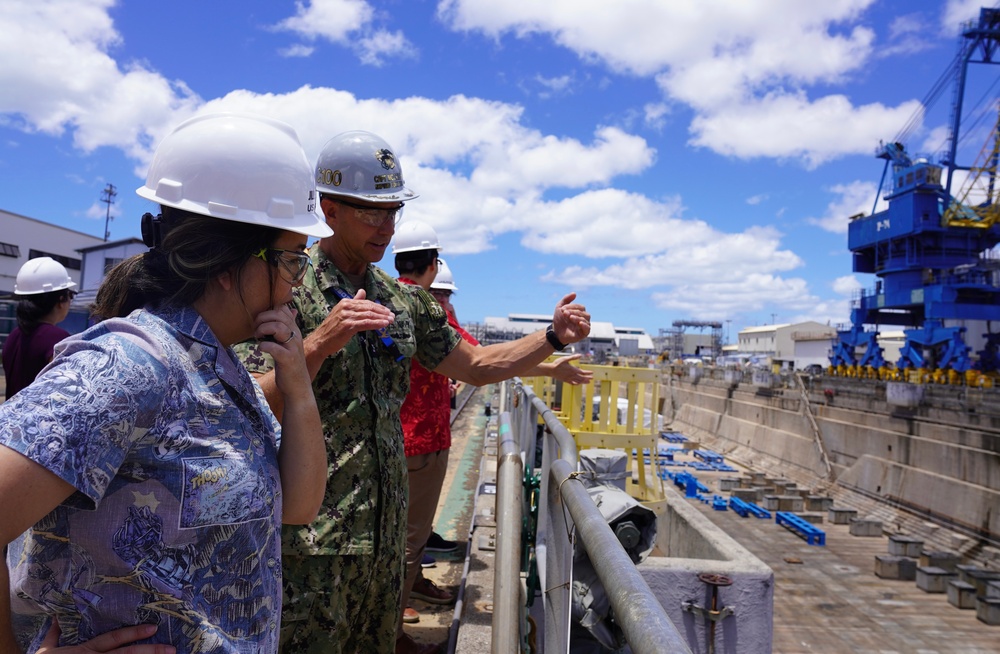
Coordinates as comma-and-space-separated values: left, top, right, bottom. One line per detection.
392, 223, 594, 643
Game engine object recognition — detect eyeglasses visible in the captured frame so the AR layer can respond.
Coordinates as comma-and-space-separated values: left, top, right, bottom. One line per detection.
254, 247, 311, 284
326, 195, 404, 228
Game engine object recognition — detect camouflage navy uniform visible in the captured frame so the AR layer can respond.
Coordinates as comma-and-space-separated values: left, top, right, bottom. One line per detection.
234, 244, 460, 653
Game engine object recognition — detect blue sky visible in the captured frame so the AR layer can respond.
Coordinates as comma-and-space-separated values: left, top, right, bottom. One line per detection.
2, 0, 998, 340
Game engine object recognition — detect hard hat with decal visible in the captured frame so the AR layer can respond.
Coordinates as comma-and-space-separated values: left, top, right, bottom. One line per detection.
392, 220, 441, 254
14, 257, 77, 296
430, 257, 458, 292
136, 112, 331, 238
315, 131, 419, 204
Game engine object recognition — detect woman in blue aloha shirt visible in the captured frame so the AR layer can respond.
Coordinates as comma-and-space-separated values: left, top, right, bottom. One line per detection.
0, 113, 373, 654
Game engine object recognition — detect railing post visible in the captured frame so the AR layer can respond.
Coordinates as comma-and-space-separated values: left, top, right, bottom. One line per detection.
492, 412, 524, 654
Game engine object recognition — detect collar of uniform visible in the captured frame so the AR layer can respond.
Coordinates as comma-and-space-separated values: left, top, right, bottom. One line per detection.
308, 243, 371, 296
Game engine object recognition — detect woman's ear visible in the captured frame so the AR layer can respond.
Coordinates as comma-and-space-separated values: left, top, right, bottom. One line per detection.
216, 270, 234, 292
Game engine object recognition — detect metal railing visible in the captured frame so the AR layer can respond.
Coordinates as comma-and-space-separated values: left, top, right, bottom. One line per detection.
492, 379, 692, 654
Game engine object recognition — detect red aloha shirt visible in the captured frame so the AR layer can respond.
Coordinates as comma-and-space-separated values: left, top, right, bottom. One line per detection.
398, 278, 479, 457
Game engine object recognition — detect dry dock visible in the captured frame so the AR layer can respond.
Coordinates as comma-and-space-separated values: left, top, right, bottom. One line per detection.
432, 384, 1000, 652
683, 462, 1000, 654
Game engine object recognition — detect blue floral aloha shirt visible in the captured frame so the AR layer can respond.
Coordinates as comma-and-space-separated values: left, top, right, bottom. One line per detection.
2, 305, 284, 653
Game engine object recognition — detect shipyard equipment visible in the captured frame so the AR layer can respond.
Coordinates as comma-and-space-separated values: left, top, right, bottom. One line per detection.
831, 7, 1000, 385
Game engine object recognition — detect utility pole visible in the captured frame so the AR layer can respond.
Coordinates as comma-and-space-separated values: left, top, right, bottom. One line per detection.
101, 183, 117, 242
771, 313, 777, 325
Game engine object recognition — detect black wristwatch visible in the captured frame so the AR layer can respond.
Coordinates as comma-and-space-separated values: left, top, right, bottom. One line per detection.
545, 324, 567, 351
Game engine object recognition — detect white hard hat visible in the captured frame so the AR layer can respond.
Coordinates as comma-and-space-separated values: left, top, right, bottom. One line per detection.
392, 220, 441, 254
137, 112, 332, 238
315, 131, 419, 204
14, 257, 77, 295
431, 257, 458, 292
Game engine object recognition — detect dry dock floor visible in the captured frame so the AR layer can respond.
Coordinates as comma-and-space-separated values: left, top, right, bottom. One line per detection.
680, 463, 1000, 654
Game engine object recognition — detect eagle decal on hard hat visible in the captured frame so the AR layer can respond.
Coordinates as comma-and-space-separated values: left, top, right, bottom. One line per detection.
374, 148, 396, 171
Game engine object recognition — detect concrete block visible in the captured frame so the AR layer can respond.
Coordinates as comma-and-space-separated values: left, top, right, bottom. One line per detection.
776, 495, 804, 512
797, 512, 824, 525
762, 495, 780, 511
849, 518, 883, 537
875, 555, 916, 581
967, 569, 1000, 596
805, 495, 832, 512
718, 477, 740, 492
748, 471, 767, 484
947, 580, 977, 609
828, 507, 858, 524
976, 598, 1000, 626
956, 563, 985, 585
887, 534, 924, 558
918, 550, 961, 573
731, 488, 761, 503
916, 566, 956, 593
988, 580, 1000, 600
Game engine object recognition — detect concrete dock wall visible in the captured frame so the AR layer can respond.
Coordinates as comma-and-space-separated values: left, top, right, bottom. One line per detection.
663, 368, 1000, 558
640, 483, 774, 654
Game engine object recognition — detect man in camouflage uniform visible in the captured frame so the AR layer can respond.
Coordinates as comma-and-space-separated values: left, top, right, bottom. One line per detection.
235, 130, 591, 654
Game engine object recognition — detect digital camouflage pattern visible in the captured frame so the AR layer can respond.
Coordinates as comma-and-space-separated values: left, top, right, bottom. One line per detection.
278, 553, 400, 653
233, 243, 460, 649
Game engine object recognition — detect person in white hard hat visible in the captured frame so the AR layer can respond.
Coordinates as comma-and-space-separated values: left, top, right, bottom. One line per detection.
428, 257, 458, 320
1, 257, 77, 399
0, 113, 385, 654
233, 130, 591, 654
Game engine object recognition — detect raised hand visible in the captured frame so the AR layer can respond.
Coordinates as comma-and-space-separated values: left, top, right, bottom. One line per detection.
545, 354, 594, 385
312, 289, 395, 358
551, 293, 591, 345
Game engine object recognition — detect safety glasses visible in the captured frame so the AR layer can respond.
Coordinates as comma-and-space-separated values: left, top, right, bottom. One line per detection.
329, 196, 404, 228
254, 247, 311, 284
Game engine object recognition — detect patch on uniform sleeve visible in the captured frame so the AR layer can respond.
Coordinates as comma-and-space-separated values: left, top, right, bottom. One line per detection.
414, 287, 446, 322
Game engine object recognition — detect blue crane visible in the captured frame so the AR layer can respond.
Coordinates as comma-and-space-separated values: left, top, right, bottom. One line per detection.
830, 7, 1000, 385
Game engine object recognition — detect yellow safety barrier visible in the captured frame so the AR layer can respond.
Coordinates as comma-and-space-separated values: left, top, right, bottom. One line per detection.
556, 364, 667, 514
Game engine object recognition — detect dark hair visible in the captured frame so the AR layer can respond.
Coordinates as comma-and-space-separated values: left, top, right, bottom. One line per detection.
394, 249, 437, 276
16, 289, 73, 333
91, 206, 280, 320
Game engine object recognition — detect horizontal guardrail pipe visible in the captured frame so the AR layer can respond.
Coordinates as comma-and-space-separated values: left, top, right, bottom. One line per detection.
492, 412, 524, 654
550, 457, 694, 654
527, 391, 577, 464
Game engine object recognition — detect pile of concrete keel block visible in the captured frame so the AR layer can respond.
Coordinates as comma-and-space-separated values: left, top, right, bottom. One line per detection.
873, 534, 1000, 625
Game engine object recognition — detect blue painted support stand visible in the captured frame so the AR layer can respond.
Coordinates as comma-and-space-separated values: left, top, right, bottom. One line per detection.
776, 511, 826, 545
729, 496, 771, 519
